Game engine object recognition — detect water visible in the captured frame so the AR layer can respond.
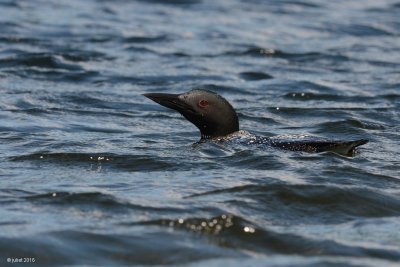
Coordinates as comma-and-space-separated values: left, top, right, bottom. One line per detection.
1, 0, 399, 266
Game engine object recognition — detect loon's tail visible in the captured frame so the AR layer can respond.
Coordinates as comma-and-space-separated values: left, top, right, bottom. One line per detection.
323, 139, 369, 156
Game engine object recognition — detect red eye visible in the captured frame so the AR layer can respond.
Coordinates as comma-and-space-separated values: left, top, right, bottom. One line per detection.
198, 99, 209, 108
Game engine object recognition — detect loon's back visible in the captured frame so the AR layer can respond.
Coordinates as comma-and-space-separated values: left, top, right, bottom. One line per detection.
269, 138, 369, 156
214, 131, 368, 157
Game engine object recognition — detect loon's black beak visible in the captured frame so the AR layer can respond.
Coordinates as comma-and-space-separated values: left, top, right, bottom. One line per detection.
143, 93, 195, 114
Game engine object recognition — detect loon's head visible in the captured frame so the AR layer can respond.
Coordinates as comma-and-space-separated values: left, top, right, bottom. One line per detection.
143, 89, 239, 139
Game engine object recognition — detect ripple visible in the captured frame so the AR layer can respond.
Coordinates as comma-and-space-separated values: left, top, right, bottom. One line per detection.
392, 2, 400, 8
0, 1, 20, 8
0, 188, 34, 204
316, 119, 384, 133
223, 151, 287, 170
239, 71, 273, 81
327, 23, 396, 37
136, 0, 202, 5
97, 74, 226, 86
8, 152, 220, 172
283, 92, 395, 109
198, 84, 254, 95
25, 191, 184, 213
0, 36, 43, 45
4, 68, 99, 82
9, 152, 178, 171
122, 34, 169, 43
0, 52, 83, 70
247, 0, 321, 9
57, 49, 111, 62
226, 47, 350, 63
284, 92, 345, 101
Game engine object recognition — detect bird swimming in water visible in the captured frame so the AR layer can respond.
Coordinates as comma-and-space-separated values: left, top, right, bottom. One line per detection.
143, 89, 368, 156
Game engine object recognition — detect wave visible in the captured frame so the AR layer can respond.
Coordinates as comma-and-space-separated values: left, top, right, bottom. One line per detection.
185, 184, 400, 223
134, 214, 400, 260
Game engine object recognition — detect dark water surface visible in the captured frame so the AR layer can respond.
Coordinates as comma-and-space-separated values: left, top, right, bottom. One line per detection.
1, 0, 400, 266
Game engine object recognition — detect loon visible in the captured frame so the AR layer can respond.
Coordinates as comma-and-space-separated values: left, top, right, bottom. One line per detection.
143, 89, 368, 156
